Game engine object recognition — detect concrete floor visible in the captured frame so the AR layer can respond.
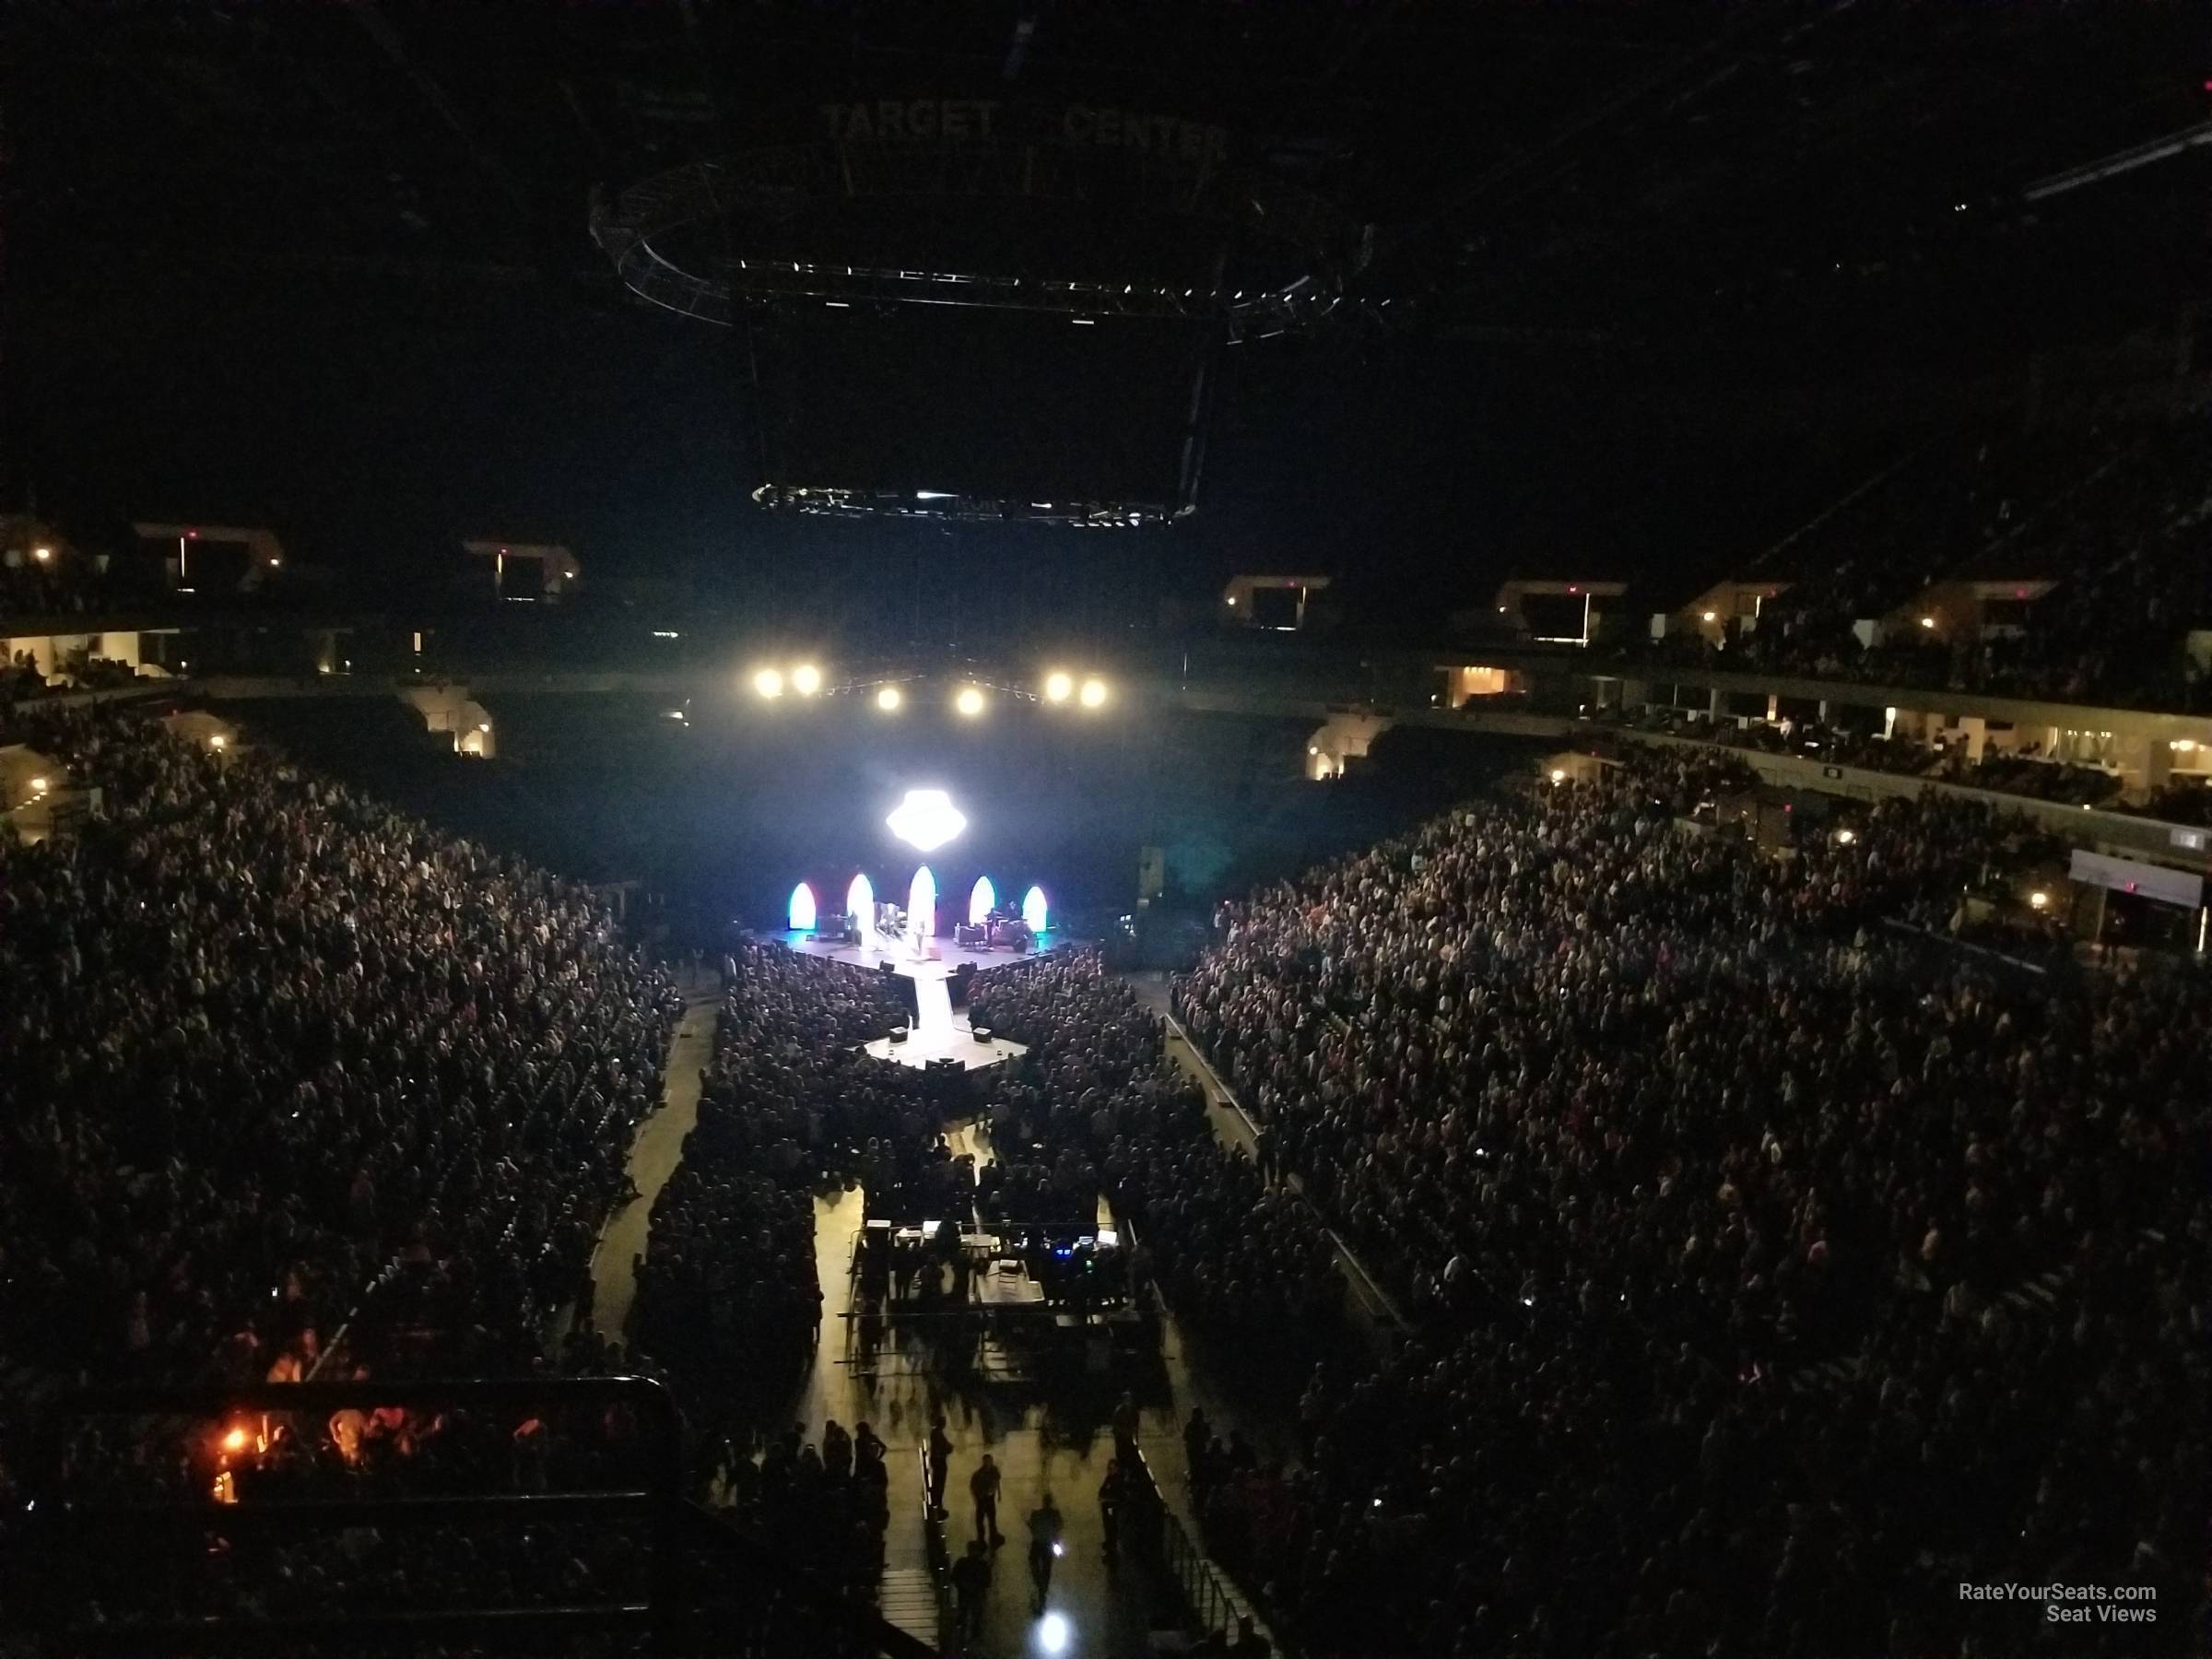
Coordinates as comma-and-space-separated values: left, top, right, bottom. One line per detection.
585, 990, 720, 1341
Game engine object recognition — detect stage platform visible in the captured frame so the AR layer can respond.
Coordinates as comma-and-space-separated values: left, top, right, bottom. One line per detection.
768, 929, 1063, 976
762, 929, 1058, 1072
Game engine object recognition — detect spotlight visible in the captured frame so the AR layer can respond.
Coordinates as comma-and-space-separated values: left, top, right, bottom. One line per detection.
792, 664, 822, 696
1835, 829, 1854, 845
955, 686, 986, 717
888, 789, 968, 853
876, 685, 902, 712
220, 1427, 248, 1454
209, 735, 228, 751
1701, 610, 1717, 623
1078, 677, 1108, 709
2030, 890, 2049, 910
1039, 1612, 1071, 1653
1044, 671, 1074, 703
753, 667, 784, 699
31, 547, 52, 562
1919, 616, 1936, 629
1549, 769, 1566, 783
29, 777, 48, 794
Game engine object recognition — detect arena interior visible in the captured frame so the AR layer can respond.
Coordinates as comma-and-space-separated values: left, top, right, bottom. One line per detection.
1, 5, 2206, 1658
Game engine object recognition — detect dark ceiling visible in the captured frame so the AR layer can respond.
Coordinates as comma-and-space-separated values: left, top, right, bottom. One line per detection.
4, 0, 2206, 622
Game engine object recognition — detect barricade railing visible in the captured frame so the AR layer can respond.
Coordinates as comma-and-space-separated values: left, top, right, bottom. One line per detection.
17, 1376, 932, 1658
1123, 1447, 1254, 1646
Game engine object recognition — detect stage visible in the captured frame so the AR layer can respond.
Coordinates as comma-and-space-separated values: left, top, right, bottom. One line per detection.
770, 929, 1063, 977
764, 928, 1063, 1072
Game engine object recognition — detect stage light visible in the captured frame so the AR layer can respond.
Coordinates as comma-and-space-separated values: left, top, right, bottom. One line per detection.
1022, 885, 1048, 935
1044, 672, 1074, 703
970, 877, 995, 925
1919, 616, 1936, 629
1701, 610, 1717, 623
209, 735, 227, 751
31, 547, 51, 562
847, 873, 875, 927
888, 789, 967, 853
29, 777, 47, 794
1039, 1612, 1071, 1653
1079, 677, 1107, 708
789, 883, 818, 932
955, 686, 986, 717
2030, 890, 2049, 910
792, 664, 822, 696
220, 1427, 249, 1453
909, 865, 938, 935
877, 685, 902, 712
1834, 829, 1854, 845
1549, 769, 1566, 783
753, 667, 784, 699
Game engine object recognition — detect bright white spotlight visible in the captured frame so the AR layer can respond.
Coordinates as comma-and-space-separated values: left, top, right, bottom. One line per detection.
955, 685, 986, 717
1043, 672, 1074, 703
1078, 677, 1107, 708
876, 685, 902, 712
753, 667, 783, 699
792, 663, 822, 696
788, 883, 818, 932
969, 876, 995, 925
908, 865, 938, 938
1038, 1612, 1071, 1654
1022, 885, 1048, 935
887, 789, 967, 853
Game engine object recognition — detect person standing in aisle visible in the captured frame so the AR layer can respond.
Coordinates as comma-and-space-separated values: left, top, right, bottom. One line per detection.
970, 1451, 1004, 1547
927, 1414, 955, 1519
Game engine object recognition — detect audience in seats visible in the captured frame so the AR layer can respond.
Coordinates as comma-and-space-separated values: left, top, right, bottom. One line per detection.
1170, 753, 2202, 1657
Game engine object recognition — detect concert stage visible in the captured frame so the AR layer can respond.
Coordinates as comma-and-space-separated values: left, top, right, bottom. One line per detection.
771, 929, 1062, 977
767, 929, 1060, 1072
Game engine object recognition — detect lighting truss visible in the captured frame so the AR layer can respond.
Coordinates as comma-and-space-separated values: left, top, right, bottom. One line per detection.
750, 484, 1181, 528
589, 140, 1363, 337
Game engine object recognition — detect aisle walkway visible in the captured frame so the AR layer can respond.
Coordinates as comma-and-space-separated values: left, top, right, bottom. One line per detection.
1126, 969, 1406, 1349
774, 1112, 1274, 1658
585, 989, 719, 1340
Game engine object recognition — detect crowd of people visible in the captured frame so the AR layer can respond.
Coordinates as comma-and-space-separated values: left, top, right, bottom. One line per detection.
0, 704, 694, 1648
971, 956, 1347, 1354
0, 708, 680, 1394
1598, 704, 2140, 813
1649, 409, 2212, 712
6, 691, 2203, 1656
1169, 750, 2203, 1657
630, 941, 912, 1392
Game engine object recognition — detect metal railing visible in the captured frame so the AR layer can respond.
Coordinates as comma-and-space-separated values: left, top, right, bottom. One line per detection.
1123, 1448, 1260, 1647
16, 1376, 933, 1658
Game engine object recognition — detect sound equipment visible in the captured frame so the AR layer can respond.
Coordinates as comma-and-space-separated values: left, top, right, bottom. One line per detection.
888, 1025, 909, 1044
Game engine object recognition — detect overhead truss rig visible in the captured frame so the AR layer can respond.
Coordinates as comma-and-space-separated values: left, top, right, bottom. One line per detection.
590, 137, 1365, 339
749, 485, 1181, 528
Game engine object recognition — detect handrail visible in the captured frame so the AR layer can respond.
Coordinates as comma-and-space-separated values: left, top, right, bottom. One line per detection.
1122, 1447, 1275, 1650
22, 1377, 935, 1658
1161, 1007, 1408, 1335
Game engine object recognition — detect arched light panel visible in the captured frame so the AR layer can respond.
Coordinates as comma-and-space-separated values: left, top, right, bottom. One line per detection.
789, 882, 818, 932
969, 876, 995, 925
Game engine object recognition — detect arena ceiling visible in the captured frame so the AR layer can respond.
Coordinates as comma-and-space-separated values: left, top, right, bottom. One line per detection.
11, 0, 2204, 340
3, 1, 2206, 591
